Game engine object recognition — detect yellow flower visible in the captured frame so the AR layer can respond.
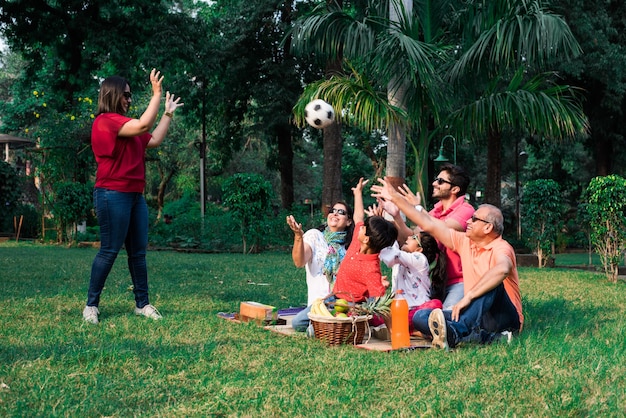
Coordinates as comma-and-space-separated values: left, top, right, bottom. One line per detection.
90, 114, 95, 119
33, 90, 38, 96
43, 103, 47, 107
70, 115, 76, 121
35, 113, 40, 118
25, 128, 29, 133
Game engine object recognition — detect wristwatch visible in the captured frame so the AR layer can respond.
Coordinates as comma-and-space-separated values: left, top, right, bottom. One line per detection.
414, 205, 423, 212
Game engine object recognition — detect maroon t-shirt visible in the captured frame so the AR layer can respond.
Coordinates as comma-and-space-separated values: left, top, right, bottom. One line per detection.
91, 113, 151, 193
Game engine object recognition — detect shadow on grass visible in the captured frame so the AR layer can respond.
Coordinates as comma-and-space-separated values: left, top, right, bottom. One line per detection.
522, 296, 602, 340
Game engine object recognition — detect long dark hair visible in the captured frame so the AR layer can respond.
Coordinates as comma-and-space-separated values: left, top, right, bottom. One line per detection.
419, 231, 448, 301
364, 215, 398, 253
317, 200, 354, 244
96, 75, 130, 116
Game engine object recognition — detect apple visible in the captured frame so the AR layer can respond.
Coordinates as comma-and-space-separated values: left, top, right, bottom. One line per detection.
334, 298, 350, 313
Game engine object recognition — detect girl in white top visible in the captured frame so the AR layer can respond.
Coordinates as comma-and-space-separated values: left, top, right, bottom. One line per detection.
380, 231, 447, 310
286, 201, 354, 331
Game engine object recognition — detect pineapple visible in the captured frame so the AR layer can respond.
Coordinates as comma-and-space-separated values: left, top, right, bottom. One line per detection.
352, 288, 394, 318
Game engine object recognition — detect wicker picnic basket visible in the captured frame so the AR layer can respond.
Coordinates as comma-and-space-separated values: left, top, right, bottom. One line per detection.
308, 313, 372, 346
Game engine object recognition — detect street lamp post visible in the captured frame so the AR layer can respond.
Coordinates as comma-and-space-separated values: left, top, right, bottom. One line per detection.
515, 141, 528, 240
434, 135, 457, 165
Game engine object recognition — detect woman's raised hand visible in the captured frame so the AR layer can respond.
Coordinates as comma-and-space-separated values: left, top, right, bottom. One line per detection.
286, 215, 303, 237
149, 68, 164, 96
164, 91, 184, 114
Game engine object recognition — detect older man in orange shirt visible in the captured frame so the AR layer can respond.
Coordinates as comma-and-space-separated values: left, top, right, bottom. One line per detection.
372, 177, 523, 350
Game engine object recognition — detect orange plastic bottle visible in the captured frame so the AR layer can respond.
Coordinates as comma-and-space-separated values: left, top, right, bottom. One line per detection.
391, 290, 410, 349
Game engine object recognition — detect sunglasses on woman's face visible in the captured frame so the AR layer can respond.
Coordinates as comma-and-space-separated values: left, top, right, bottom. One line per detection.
330, 208, 347, 216
122, 91, 132, 100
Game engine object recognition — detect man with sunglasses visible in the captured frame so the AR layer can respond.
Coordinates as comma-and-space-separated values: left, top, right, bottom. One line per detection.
428, 164, 474, 308
372, 177, 523, 350
390, 164, 473, 309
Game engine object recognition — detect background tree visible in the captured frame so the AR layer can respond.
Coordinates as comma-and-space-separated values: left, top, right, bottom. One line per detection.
222, 173, 274, 254
553, 0, 626, 177
50, 182, 92, 244
0, 0, 204, 237
290, 0, 446, 203
581, 175, 626, 283
0, 161, 21, 233
445, 0, 588, 207
521, 179, 563, 267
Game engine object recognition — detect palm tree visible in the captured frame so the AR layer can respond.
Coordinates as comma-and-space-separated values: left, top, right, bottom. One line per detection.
290, 0, 449, 202
445, 0, 588, 206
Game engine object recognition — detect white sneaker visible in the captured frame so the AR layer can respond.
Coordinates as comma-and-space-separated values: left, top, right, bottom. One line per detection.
428, 308, 449, 350
500, 330, 513, 344
83, 306, 100, 324
134, 304, 162, 320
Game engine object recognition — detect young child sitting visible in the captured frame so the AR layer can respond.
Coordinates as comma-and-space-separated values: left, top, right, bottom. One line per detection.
380, 231, 447, 331
333, 178, 398, 303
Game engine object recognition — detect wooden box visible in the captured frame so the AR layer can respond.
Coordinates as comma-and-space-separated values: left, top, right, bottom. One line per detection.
239, 301, 276, 322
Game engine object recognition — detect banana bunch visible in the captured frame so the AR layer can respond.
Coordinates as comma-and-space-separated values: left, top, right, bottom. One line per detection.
310, 298, 333, 317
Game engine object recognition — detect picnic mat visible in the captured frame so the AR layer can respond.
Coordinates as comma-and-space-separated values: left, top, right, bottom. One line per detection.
218, 308, 432, 351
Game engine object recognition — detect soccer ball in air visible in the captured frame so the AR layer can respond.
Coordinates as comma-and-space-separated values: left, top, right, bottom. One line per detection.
304, 99, 335, 129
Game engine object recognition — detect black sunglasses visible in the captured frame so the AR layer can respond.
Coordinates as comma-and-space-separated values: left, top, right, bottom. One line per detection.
470, 215, 490, 224
330, 208, 347, 216
122, 91, 132, 99
434, 177, 455, 186
409, 234, 422, 247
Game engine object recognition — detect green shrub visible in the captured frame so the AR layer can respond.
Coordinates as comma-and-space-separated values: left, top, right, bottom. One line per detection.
148, 198, 328, 253
9, 203, 40, 239
222, 173, 274, 254
0, 161, 21, 233
50, 182, 92, 243
521, 179, 563, 267
581, 175, 626, 282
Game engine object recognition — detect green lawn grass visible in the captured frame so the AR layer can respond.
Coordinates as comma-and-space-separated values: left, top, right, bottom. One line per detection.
0, 242, 624, 417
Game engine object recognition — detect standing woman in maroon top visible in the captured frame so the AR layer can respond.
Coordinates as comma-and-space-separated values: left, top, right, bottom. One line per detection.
83, 69, 183, 324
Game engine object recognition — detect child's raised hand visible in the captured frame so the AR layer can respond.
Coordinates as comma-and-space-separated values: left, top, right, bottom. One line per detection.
378, 198, 400, 217
352, 177, 370, 195
365, 203, 384, 217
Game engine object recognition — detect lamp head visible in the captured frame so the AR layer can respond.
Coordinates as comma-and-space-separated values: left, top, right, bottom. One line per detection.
434, 145, 449, 162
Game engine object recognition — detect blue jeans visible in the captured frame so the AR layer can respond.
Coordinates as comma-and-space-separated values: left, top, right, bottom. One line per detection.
291, 305, 312, 332
87, 188, 150, 309
442, 282, 464, 309
412, 283, 520, 347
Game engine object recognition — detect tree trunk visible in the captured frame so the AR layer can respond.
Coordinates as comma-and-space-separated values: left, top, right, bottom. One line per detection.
277, 124, 294, 209
485, 129, 502, 207
156, 170, 174, 222
594, 134, 611, 176
407, 129, 430, 205
277, 0, 295, 209
321, 0, 344, 214
321, 121, 343, 213
385, 0, 411, 184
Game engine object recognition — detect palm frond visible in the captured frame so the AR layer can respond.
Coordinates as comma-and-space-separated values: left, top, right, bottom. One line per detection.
447, 71, 589, 140
289, 2, 376, 62
449, 0, 582, 81
292, 63, 409, 133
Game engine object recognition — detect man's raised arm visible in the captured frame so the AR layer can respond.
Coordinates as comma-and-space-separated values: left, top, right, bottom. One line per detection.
371, 177, 454, 249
